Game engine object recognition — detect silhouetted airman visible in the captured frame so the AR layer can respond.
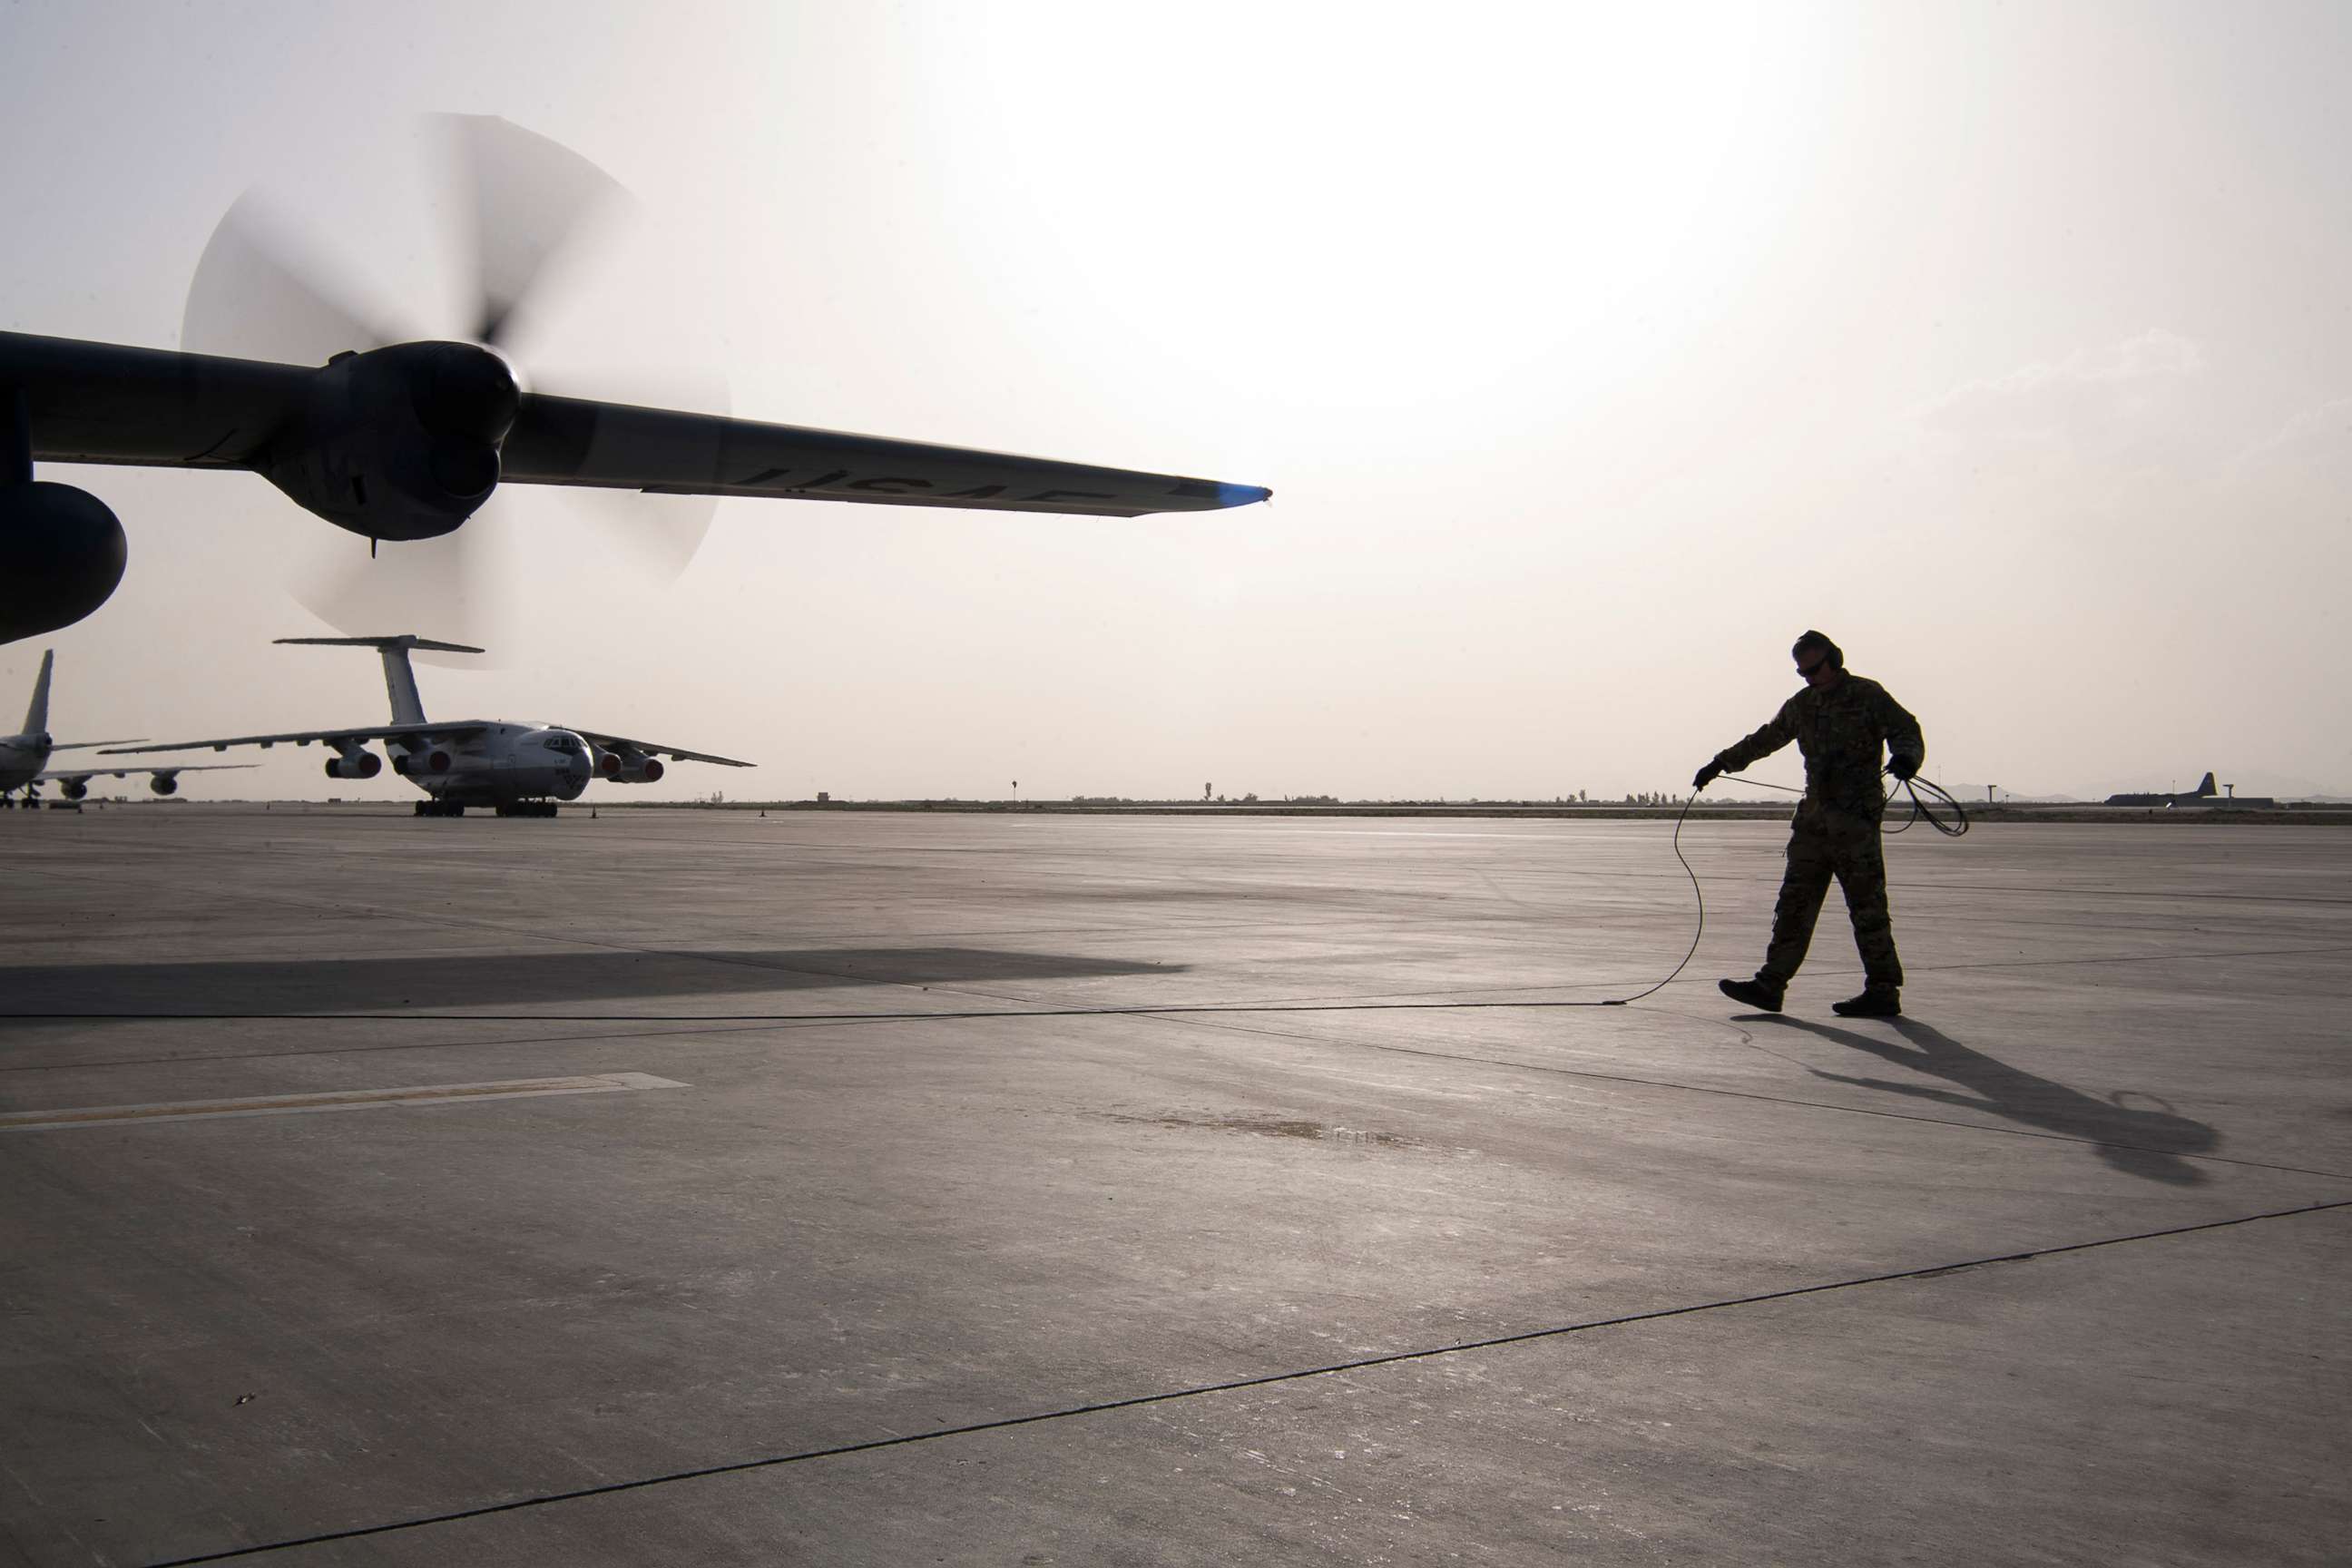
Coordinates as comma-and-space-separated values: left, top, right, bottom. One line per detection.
1695, 631, 1923, 1017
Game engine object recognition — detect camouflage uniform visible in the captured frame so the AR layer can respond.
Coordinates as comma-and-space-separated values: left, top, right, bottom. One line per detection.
1711, 673, 1924, 993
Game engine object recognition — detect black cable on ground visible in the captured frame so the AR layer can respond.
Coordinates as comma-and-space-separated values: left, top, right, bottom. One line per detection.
1601, 789, 1703, 1004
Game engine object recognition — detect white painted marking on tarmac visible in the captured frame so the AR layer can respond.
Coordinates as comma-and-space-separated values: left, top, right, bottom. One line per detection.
0, 1073, 687, 1132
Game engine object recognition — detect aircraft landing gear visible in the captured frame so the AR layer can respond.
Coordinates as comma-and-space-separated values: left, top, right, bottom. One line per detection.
494, 800, 560, 818
414, 799, 466, 818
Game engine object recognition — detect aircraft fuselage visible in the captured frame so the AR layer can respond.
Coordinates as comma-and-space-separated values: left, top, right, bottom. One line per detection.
377, 722, 593, 807
0, 731, 54, 794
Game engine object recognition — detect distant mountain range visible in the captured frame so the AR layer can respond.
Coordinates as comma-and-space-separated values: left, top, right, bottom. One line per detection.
1938, 785, 2082, 804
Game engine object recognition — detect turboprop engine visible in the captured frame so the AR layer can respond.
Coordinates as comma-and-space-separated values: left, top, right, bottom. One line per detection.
598, 748, 664, 784
0, 482, 129, 643
260, 342, 518, 543
150, 773, 179, 796
323, 746, 383, 780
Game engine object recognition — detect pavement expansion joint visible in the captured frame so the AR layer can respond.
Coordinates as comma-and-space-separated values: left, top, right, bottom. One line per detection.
0, 1073, 686, 1132
132, 1197, 2352, 1568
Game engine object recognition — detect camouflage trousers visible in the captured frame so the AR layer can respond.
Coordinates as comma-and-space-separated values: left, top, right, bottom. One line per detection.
1759, 805, 1903, 991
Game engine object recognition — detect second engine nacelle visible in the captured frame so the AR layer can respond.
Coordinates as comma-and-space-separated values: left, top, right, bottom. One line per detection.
150, 773, 179, 796
0, 481, 129, 644
324, 750, 383, 780
60, 779, 88, 800
598, 750, 664, 784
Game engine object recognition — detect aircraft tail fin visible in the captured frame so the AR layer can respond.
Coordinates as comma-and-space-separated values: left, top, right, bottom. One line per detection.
2197, 771, 2217, 797
20, 650, 54, 737
275, 635, 484, 728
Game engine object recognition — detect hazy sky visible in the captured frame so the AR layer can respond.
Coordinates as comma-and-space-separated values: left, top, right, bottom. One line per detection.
5, 1, 2347, 800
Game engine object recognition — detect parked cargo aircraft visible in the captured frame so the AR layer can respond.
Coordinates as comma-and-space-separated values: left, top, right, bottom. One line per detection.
2104, 772, 2219, 808
2103, 771, 2273, 808
0, 650, 252, 808
103, 635, 748, 817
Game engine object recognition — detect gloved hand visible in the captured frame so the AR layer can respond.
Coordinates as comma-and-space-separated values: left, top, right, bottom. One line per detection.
1692, 762, 1722, 791
1887, 755, 1919, 782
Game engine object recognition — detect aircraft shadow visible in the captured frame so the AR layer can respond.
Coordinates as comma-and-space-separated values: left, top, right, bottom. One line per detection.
0, 947, 1180, 1015
1750, 1014, 2221, 1186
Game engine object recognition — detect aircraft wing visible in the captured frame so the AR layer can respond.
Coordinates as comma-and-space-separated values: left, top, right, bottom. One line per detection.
5, 332, 309, 469
500, 394, 1270, 518
100, 722, 489, 756
572, 730, 754, 768
7, 332, 1271, 517
41, 762, 256, 782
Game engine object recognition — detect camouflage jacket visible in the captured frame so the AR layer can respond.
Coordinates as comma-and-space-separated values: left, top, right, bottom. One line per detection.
1713, 673, 1925, 819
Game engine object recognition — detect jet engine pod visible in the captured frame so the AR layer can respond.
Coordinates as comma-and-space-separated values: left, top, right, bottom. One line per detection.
60, 779, 89, 801
0, 482, 129, 643
324, 748, 383, 780
598, 749, 663, 784
150, 773, 179, 796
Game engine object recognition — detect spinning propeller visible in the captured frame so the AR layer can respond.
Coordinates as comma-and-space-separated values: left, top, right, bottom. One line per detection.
181, 115, 722, 652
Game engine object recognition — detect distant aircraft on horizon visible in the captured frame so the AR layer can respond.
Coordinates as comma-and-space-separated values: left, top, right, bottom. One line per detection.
2102, 771, 2271, 808
2105, 771, 2217, 807
101, 634, 750, 818
0, 650, 253, 808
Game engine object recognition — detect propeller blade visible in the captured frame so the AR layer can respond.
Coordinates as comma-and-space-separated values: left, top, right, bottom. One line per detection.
441, 113, 625, 353
564, 486, 721, 583
527, 365, 730, 584
181, 194, 397, 366
286, 516, 515, 666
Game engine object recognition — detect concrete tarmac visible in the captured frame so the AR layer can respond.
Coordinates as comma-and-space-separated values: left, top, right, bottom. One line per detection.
2, 808, 2345, 1565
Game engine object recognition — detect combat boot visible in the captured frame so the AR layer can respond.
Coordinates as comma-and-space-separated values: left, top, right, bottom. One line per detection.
1831, 986, 1902, 1018
1718, 976, 1784, 1013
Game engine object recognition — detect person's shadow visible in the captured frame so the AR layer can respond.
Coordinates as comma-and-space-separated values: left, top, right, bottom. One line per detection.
1746, 1013, 2220, 1185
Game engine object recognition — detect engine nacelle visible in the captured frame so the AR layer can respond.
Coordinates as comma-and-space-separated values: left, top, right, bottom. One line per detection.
390, 749, 452, 777
323, 750, 383, 780
598, 750, 664, 784
59, 779, 88, 801
260, 342, 517, 544
150, 773, 179, 796
0, 482, 128, 643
